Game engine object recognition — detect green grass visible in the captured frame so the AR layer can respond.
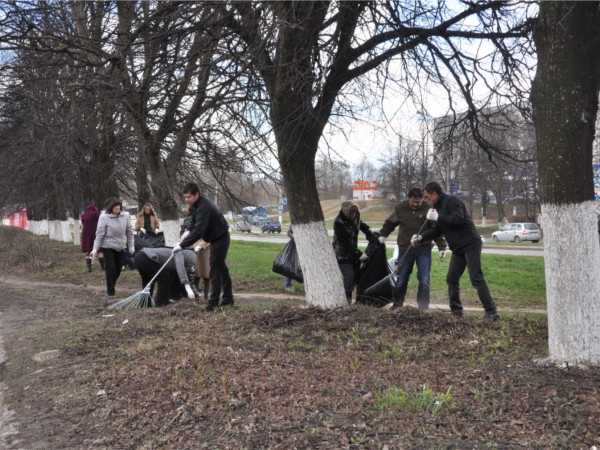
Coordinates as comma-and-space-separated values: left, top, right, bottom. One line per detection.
374, 382, 453, 415
377, 246, 545, 309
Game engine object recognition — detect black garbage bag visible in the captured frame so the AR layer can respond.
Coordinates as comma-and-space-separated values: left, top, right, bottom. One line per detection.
272, 239, 304, 283
355, 238, 393, 307
141, 232, 166, 248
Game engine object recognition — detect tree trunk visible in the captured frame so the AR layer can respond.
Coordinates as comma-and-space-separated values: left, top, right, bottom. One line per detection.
531, 1, 600, 365
277, 129, 347, 309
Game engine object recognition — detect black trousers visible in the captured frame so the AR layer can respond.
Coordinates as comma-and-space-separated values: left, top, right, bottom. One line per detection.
208, 233, 233, 305
101, 248, 125, 296
446, 245, 496, 313
338, 262, 357, 295
134, 252, 172, 307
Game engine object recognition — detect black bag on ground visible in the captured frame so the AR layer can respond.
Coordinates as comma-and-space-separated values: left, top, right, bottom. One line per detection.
272, 239, 304, 283
141, 232, 166, 248
355, 238, 393, 307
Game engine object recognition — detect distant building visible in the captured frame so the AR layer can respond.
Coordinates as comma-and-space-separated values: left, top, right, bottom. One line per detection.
352, 180, 382, 201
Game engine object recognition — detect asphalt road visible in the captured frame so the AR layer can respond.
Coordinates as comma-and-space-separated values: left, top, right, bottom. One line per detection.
230, 232, 545, 257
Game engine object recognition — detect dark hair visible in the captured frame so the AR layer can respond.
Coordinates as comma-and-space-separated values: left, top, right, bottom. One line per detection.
407, 187, 423, 199
423, 182, 443, 195
183, 182, 200, 195
105, 197, 123, 213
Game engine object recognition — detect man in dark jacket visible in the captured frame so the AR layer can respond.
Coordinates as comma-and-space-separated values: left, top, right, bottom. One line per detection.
332, 200, 374, 302
379, 187, 447, 311
413, 181, 500, 321
175, 182, 233, 311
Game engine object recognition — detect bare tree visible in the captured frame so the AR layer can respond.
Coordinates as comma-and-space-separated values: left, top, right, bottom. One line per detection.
221, 1, 531, 307
531, 1, 600, 365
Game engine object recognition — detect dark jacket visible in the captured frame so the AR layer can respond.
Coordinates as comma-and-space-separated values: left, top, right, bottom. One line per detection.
332, 202, 373, 264
420, 192, 481, 255
380, 200, 446, 254
80, 204, 99, 252
179, 195, 229, 247
287, 225, 293, 239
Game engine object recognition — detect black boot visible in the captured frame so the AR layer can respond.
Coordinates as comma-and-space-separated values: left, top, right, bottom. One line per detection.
98, 257, 106, 271
345, 291, 353, 304
86, 258, 92, 273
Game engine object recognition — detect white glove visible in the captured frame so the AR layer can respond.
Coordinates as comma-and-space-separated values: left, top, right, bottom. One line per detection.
411, 234, 422, 246
156, 228, 163, 234
172, 244, 182, 253
140, 227, 146, 234
378, 236, 387, 245
359, 253, 369, 262
426, 209, 438, 221
90, 249, 97, 259
185, 284, 195, 299
439, 251, 446, 262
194, 246, 202, 253
129, 247, 135, 255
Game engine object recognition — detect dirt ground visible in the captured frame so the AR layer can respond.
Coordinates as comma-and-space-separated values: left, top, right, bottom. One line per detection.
0, 269, 599, 450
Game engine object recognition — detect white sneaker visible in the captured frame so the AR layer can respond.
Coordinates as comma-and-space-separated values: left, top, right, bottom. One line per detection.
285, 286, 293, 291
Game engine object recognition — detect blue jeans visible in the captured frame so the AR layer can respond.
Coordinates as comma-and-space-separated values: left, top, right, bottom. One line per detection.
393, 249, 431, 310
285, 278, 293, 288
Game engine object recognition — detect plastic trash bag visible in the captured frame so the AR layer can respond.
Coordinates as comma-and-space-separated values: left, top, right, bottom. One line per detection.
272, 239, 304, 283
140, 232, 166, 248
355, 238, 393, 307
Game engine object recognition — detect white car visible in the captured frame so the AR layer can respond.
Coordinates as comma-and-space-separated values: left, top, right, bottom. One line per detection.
491, 223, 541, 243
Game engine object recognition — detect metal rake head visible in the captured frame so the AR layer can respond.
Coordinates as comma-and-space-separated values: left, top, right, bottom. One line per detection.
108, 287, 154, 309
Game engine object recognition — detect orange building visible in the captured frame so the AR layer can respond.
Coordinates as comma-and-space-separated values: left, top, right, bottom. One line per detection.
352, 180, 382, 201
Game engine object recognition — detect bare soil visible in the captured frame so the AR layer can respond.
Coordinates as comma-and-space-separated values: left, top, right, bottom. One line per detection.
1, 272, 599, 449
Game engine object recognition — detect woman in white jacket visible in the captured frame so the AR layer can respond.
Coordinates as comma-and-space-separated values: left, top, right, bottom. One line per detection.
91, 197, 134, 299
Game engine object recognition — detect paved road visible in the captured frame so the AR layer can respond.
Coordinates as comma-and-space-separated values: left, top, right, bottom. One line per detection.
230, 233, 545, 257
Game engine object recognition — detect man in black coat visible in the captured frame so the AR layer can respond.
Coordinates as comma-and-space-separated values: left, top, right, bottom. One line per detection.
413, 182, 500, 321
174, 182, 233, 311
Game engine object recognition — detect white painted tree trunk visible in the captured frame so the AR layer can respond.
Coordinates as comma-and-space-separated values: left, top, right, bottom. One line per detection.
542, 201, 600, 365
48, 220, 62, 241
161, 220, 181, 247
61, 221, 73, 243
27, 221, 38, 235
293, 221, 348, 308
33, 220, 48, 235
73, 220, 81, 246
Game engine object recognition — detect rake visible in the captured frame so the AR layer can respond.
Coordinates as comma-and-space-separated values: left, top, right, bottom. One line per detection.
364, 219, 430, 295
108, 253, 175, 309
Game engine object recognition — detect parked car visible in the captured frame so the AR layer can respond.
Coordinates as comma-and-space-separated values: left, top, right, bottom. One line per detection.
232, 221, 252, 233
491, 223, 541, 243
261, 221, 282, 233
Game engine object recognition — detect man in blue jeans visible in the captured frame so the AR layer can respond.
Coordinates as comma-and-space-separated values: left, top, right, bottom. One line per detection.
379, 187, 447, 311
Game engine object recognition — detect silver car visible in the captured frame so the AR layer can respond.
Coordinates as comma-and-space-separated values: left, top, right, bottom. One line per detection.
491, 222, 541, 243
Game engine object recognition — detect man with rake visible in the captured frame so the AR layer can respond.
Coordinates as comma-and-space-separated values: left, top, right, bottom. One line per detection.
175, 182, 234, 312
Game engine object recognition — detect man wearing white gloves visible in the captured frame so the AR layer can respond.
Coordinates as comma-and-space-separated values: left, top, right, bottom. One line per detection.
134, 247, 199, 307
413, 182, 500, 322
176, 182, 233, 311
379, 187, 447, 311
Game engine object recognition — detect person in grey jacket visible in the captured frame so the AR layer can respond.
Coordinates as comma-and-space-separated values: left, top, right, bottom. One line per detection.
134, 247, 199, 307
91, 197, 134, 299
379, 187, 447, 311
